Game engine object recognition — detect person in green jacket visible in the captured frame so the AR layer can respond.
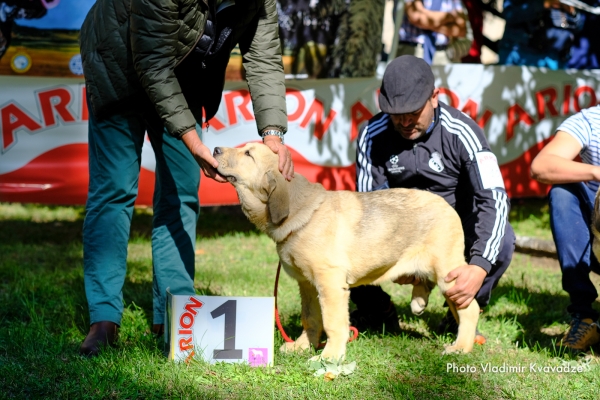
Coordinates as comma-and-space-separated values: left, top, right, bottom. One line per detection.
78, 0, 293, 356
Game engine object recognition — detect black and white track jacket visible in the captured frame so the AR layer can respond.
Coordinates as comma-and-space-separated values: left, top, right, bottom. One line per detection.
356, 102, 510, 273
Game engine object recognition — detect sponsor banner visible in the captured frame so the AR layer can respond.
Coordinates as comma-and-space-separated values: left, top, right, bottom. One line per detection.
1, 64, 600, 205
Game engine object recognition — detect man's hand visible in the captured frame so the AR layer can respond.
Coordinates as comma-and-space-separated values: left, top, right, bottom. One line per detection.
263, 135, 294, 181
443, 264, 487, 309
181, 129, 227, 183
393, 275, 421, 285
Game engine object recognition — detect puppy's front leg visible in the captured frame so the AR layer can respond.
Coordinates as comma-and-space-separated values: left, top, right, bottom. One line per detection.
317, 276, 350, 361
280, 279, 323, 353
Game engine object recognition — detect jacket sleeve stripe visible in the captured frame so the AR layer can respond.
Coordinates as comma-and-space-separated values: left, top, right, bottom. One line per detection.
492, 198, 509, 262
490, 190, 509, 262
357, 114, 389, 192
440, 108, 482, 160
481, 190, 508, 263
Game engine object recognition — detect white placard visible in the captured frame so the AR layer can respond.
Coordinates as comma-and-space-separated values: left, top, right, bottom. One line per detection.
476, 151, 506, 189
166, 291, 275, 366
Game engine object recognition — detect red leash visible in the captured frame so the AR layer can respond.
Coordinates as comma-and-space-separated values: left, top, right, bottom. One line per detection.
274, 261, 359, 347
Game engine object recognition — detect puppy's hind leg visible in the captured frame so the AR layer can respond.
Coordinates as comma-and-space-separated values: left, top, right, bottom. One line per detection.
442, 297, 479, 354
410, 280, 434, 316
280, 280, 323, 353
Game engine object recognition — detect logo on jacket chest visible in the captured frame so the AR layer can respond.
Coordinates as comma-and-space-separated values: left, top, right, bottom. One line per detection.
387, 154, 405, 174
428, 152, 445, 172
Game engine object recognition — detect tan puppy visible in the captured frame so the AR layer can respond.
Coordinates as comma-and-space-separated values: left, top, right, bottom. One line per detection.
214, 143, 480, 361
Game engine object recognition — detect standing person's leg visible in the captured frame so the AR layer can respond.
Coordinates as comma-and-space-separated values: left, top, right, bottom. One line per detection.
81, 108, 146, 355
146, 124, 200, 332
549, 182, 600, 351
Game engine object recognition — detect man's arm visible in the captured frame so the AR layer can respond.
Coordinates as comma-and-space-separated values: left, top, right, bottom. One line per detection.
442, 109, 509, 308
404, 0, 467, 38
130, 0, 197, 139
356, 116, 390, 193
238, 0, 293, 180
130, 0, 229, 182
530, 131, 600, 184
503, 0, 573, 25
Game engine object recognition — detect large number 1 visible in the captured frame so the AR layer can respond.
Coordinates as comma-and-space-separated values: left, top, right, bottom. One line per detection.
210, 300, 243, 359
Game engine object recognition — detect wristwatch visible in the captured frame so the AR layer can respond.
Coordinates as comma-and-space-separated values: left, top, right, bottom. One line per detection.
260, 129, 285, 144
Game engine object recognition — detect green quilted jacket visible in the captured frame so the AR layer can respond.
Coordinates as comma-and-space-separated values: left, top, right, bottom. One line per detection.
80, 0, 287, 138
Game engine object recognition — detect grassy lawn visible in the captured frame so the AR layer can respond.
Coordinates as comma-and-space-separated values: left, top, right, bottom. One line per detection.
509, 198, 552, 241
1, 200, 600, 399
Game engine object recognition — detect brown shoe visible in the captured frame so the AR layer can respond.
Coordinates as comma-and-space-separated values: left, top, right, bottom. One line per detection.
560, 317, 600, 353
79, 321, 119, 357
152, 324, 164, 336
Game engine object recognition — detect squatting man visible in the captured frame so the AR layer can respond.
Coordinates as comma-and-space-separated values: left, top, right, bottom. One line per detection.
351, 55, 515, 342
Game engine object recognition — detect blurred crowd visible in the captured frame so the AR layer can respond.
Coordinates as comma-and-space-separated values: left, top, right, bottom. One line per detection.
392, 0, 600, 69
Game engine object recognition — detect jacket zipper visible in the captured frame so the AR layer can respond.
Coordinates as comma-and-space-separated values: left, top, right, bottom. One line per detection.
174, 1, 209, 68
413, 143, 419, 174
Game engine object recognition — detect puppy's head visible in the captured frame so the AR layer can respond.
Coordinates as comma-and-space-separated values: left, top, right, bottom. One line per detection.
213, 143, 289, 225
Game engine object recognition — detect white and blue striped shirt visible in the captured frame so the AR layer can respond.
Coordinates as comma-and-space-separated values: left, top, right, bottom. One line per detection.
557, 105, 600, 191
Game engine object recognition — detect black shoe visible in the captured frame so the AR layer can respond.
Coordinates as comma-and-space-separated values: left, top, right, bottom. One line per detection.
152, 324, 165, 337
350, 301, 401, 335
437, 310, 486, 345
79, 321, 119, 357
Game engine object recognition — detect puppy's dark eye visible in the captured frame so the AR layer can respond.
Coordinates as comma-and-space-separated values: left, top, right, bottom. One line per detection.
244, 150, 251, 156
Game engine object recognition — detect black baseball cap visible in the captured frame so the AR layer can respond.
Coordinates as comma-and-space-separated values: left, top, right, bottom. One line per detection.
379, 55, 435, 114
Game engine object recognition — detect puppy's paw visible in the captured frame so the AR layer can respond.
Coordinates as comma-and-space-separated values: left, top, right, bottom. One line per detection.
442, 347, 461, 355
280, 340, 310, 353
320, 346, 346, 362
410, 298, 426, 315
442, 341, 472, 355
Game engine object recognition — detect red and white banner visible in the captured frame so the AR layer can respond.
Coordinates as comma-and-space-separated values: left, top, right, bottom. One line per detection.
2, 64, 600, 205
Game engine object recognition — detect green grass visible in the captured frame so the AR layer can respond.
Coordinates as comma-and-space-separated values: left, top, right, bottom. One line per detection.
509, 198, 552, 241
1, 201, 600, 399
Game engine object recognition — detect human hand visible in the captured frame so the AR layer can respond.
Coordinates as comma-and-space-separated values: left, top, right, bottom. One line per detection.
393, 275, 421, 285
181, 129, 227, 183
263, 135, 294, 181
443, 264, 487, 309
544, 0, 574, 13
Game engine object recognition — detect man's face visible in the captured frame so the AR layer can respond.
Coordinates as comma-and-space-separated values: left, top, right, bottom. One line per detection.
390, 88, 439, 141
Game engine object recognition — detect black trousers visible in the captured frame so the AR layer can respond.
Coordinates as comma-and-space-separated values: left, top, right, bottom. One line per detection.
350, 223, 516, 312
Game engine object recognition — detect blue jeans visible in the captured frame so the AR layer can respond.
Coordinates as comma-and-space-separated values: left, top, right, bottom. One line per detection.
83, 103, 199, 327
549, 183, 600, 320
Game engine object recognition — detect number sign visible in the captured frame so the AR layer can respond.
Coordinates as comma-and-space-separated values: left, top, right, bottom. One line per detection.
166, 291, 274, 366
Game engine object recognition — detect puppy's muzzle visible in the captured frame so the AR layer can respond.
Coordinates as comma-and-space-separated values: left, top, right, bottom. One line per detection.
212, 147, 236, 182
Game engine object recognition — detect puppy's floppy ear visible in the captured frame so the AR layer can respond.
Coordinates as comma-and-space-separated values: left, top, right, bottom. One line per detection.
262, 170, 290, 225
